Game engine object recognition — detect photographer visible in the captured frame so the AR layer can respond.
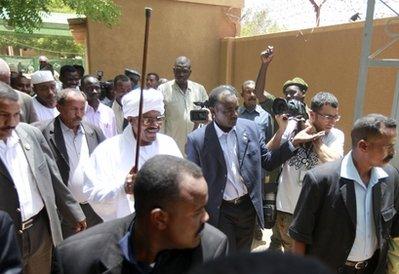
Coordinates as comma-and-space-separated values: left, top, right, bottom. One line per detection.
273, 92, 344, 252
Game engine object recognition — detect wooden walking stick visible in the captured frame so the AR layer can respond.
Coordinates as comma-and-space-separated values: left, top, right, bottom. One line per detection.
133, 7, 152, 173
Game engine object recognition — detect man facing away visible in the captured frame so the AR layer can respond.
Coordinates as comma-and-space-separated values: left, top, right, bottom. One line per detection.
69, 89, 182, 222
53, 155, 228, 274
0, 82, 86, 274
159, 56, 208, 153
290, 114, 399, 273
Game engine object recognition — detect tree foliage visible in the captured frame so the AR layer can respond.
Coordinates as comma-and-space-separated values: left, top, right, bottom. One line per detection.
240, 8, 285, 37
0, 33, 84, 57
0, 0, 121, 33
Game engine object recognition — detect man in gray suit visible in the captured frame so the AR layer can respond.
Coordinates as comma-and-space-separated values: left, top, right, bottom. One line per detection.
53, 155, 228, 274
35, 89, 105, 238
0, 58, 38, 123
0, 82, 86, 274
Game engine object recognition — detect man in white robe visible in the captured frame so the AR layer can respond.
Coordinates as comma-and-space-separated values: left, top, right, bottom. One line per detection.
69, 89, 182, 221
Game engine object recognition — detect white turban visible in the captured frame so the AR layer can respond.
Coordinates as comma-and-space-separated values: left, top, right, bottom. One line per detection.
31, 70, 55, 85
122, 88, 164, 118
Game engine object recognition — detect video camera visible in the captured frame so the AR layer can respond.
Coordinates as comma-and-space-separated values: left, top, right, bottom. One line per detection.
190, 101, 210, 122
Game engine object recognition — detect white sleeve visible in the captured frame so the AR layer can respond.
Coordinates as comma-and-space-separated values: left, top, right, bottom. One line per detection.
326, 129, 345, 157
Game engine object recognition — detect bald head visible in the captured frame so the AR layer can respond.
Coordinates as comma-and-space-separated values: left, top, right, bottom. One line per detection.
0, 58, 11, 84
174, 56, 191, 68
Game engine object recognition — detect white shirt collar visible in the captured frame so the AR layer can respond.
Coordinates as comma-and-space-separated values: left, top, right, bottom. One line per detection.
340, 151, 388, 184
59, 119, 84, 136
0, 130, 20, 149
213, 122, 236, 138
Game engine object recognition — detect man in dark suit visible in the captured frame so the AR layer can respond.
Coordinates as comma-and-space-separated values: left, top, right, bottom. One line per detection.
53, 155, 228, 274
290, 114, 399, 273
0, 82, 86, 274
34, 89, 105, 238
0, 210, 22, 274
186, 85, 320, 252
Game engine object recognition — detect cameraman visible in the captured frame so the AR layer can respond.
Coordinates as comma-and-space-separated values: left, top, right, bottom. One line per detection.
274, 92, 344, 252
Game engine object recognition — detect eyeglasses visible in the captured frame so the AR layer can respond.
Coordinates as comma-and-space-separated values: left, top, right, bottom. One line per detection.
141, 115, 165, 126
317, 112, 341, 121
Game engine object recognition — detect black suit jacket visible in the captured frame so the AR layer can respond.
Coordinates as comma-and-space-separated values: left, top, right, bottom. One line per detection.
0, 211, 22, 274
52, 214, 229, 274
186, 119, 296, 227
34, 116, 105, 185
289, 159, 399, 273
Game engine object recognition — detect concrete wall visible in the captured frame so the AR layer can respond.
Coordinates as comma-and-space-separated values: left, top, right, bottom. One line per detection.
220, 18, 399, 151
85, 0, 241, 92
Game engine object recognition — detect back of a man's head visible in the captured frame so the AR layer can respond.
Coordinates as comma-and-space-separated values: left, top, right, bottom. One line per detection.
134, 155, 203, 218
189, 251, 333, 274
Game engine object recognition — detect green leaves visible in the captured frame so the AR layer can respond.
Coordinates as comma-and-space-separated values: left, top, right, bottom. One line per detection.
0, 0, 121, 33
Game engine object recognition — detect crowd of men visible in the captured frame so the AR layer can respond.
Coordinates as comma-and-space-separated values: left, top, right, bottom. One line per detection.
0, 47, 398, 274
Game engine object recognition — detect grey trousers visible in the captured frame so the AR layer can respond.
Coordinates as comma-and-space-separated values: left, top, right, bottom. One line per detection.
218, 194, 256, 253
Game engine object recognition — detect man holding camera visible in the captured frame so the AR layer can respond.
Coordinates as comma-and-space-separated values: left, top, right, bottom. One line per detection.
159, 56, 208, 153
275, 91, 344, 251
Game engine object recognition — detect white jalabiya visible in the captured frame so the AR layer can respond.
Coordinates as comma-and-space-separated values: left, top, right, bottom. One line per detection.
69, 124, 182, 222
32, 97, 59, 121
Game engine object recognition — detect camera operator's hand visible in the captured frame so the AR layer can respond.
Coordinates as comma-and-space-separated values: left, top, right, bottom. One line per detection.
261, 46, 274, 64
275, 114, 288, 130
193, 108, 212, 130
124, 168, 137, 195
292, 125, 325, 148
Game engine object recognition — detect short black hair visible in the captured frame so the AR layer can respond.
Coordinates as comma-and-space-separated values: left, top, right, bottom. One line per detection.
60, 65, 78, 78
113, 74, 130, 86
73, 65, 85, 78
310, 91, 339, 112
147, 72, 159, 81
134, 155, 203, 218
189, 251, 333, 274
0, 82, 19, 101
351, 113, 397, 147
80, 75, 98, 89
208, 85, 237, 108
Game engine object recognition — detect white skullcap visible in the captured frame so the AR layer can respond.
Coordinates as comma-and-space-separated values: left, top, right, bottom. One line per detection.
31, 70, 55, 85
122, 88, 164, 118
0, 58, 10, 75
38, 55, 48, 62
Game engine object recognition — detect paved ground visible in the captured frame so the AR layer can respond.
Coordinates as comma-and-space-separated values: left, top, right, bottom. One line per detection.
252, 228, 273, 252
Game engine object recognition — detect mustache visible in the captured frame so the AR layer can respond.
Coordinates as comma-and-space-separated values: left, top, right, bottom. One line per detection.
0, 126, 15, 130
196, 223, 205, 235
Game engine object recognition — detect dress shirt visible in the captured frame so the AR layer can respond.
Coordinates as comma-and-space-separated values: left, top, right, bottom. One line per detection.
341, 151, 386, 261
101, 97, 113, 107
159, 80, 208, 153
84, 101, 117, 139
0, 131, 44, 221
214, 123, 247, 200
238, 104, 273, 142
32, 97, 59, 122
59, 121, 90, 185
112, 101, 125, 134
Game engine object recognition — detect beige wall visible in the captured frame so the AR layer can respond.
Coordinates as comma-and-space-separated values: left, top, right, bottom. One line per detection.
85, 0, 241, 91
220, 18, 399, 151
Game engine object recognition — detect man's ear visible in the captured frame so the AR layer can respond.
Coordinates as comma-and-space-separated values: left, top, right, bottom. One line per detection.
358, 140, 368, 152
150, 208, 169, 231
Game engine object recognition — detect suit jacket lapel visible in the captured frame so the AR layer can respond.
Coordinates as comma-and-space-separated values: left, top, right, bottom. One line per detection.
15, 127, 40, 181
82, 122, 97, 154
235, 126, 250, 169
203, 123, 226, 170
372, 179, 386, 238
53, 117, 69, 164
0, 158, 13, 183
340, 177, 357, 229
